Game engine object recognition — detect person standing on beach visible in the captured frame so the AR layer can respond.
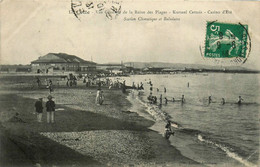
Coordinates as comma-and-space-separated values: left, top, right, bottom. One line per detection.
122, 81, 126, 93
164, 87, 167, 93
46, 95, 55, 123
100, 90, 104, 105
35, 98, 43, 122
96, 88, 101, 105
132, 82, 136, 89
140, 82, 144, 90
150, 84, 153, 92
49, 79, 53, 93
96, 88, 104, 105
45, 78, 48, 88
66, 78, 69, 87
36, 77, 41, 88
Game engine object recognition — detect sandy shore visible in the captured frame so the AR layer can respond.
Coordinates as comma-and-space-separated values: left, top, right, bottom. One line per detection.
0, 76, 199, 166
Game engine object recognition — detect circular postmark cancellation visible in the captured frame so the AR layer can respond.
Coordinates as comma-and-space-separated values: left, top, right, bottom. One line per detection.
70, 0, 122, 20
200, 21, 251, 65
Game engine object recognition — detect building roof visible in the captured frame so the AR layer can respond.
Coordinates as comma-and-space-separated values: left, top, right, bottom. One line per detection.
31, 53, 96, 64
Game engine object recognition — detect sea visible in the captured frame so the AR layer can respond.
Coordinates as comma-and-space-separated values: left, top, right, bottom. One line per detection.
117, 73, 259, 166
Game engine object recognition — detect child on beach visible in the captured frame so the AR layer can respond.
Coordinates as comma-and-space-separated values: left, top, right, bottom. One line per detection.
49, 79, 53, 93
164, 120, 174, 139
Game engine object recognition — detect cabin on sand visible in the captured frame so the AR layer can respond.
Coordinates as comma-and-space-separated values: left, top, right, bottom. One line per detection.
31, 53, 96, 74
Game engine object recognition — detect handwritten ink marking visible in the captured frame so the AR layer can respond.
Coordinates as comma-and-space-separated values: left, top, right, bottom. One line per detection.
71, 0, 81, 20
70, 0, 122, 20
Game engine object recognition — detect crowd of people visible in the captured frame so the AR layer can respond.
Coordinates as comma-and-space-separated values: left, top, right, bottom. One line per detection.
146, 80, 244, 106
33, 75, 246, 124
33, 74, 131, 123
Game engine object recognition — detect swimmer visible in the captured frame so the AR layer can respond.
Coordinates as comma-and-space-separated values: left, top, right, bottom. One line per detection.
172, 97, 175, 102
208, 96, 212, 104
165, 97, 168, 104
153, 96, 157, 104
181, 95, 185, 103
148, 95, 153, 103
238, 96, 243, 105
221, 98, 225, 105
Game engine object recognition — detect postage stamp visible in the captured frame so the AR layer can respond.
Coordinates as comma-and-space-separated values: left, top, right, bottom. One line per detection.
202, 21, 251, 64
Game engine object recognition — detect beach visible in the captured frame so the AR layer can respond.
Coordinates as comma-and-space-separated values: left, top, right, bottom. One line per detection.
0, 75, 198, 167
121, 73, 259, 167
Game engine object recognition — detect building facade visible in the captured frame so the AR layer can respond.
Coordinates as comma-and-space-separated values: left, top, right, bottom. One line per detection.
31, 53, 96, 74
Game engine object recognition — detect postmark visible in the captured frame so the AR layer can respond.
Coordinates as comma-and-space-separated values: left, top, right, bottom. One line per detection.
70, 0, 122, 20
200, 21, 251, 65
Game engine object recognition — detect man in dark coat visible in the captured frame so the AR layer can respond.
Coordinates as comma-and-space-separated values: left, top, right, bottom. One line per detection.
35, 98, 43, 122
46, 95, 55, 123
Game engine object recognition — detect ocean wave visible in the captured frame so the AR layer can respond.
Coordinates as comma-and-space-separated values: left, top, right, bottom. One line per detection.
135, 97, 168, 122
132, 93, 181, 128
131, 92, 258, 167
197, 134, 257, 167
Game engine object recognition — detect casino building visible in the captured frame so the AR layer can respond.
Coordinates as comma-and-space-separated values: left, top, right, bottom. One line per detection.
31, 53, 96, 74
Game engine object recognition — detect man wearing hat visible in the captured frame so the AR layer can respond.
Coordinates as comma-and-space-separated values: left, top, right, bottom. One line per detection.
35, 98, 43, 122
46, 95, 55, 123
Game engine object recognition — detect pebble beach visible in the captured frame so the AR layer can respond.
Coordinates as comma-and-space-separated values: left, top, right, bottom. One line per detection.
0, 75, 198, 167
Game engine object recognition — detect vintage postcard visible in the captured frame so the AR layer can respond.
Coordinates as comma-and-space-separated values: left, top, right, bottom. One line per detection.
0, 0, 259, 166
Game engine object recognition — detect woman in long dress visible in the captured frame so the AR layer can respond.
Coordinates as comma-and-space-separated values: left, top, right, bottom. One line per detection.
96, 89, 104, 105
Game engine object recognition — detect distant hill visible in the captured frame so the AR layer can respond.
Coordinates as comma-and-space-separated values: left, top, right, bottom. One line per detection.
123, 62, 253, 71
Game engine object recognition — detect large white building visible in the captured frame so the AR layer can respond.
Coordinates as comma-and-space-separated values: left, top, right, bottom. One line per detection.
31, 53, 96, 74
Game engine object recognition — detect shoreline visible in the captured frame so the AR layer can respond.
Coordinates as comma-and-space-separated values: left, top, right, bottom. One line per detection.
128, 90, 251, 167
0, 79, 199, 166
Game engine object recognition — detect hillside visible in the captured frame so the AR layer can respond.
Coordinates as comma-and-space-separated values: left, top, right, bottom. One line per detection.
123, 62, 252, 71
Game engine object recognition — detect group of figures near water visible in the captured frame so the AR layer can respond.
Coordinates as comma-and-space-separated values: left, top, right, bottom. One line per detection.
140, 81, 246, 107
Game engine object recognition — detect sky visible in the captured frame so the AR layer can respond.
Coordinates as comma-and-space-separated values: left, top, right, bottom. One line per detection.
1, 0, 260, 69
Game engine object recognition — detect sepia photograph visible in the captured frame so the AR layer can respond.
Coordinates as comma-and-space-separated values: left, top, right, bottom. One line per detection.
0, 0, 259, 166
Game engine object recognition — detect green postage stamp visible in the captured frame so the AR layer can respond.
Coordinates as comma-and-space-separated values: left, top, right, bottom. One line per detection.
204, 22, 249, 59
